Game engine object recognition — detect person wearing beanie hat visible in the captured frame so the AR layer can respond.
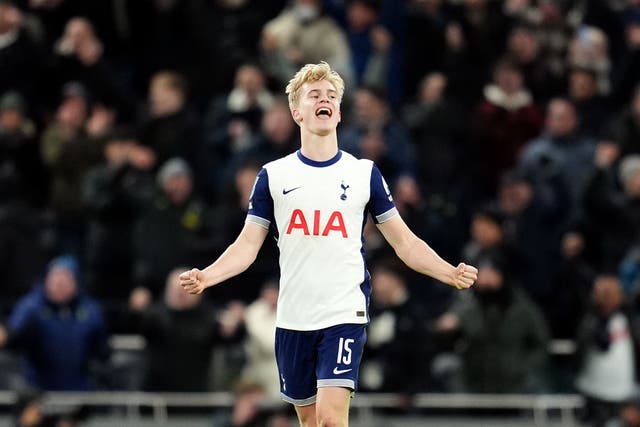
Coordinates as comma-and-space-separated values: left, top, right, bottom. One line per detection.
156, 157, 193, 188
42, 255, 81, 305
133, 156, 216, 296
0, 91, 26, 114
0, 255, 108, 391
0, 89, 43, 206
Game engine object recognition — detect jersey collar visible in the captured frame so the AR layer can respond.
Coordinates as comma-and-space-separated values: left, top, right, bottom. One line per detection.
296, 150, 342, 168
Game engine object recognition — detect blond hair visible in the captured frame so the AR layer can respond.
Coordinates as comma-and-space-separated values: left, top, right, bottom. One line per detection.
285, 61, 345, 111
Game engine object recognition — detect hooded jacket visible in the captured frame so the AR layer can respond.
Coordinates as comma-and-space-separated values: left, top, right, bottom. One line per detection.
7, 255, 108, 391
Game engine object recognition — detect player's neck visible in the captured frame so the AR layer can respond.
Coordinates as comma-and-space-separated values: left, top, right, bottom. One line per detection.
299, 132, 339, 162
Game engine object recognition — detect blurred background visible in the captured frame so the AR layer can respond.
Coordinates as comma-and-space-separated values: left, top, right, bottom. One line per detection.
1, 0, 640, 425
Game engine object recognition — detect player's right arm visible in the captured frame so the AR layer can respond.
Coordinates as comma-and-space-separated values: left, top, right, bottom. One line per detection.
180, 222, 269, 294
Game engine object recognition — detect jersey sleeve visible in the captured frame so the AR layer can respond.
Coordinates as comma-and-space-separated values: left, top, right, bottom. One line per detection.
368, 164, 398, 224
246, 168, 274, 229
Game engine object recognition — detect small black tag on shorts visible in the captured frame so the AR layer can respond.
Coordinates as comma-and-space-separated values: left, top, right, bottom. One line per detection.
356, 311, 365, 317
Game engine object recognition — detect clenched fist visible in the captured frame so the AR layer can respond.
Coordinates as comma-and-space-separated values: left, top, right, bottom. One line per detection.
179, 268, 207, 295
451, 262, 478, 290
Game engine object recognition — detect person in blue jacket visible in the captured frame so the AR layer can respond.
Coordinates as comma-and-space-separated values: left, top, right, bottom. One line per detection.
0, 255, 108, 391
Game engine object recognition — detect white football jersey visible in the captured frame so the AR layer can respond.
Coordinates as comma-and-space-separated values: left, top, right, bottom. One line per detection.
247, 150, 398, 331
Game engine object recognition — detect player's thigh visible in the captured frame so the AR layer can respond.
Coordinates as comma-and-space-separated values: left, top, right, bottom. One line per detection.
316, 387, 351, 426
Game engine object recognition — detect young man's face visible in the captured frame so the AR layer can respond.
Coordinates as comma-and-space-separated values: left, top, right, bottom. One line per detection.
292, 79, 341, 136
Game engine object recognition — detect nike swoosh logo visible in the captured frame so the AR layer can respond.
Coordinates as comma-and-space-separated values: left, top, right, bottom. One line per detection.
282, 186, 301, 195
333, 367, 352, 375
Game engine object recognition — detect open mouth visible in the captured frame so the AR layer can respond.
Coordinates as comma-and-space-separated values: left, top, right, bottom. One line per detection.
315, 107, 332, 117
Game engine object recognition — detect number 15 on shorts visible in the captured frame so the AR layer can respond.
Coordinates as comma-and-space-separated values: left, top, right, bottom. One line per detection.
337, 337, 354, 365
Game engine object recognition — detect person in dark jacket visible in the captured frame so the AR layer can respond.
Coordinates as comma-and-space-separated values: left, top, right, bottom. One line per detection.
126, 267, 244, 391
603, 85, 640, 157
82, 129, 156, 307
138, 70, 207, 194
0, 91, 46, 208
47, 17, 132, 118
339, 85, 415, 183
132, 157, 217, 296
584, 154, 640, 271
0, 2, 43, 106
360, 262, 430, 394
0, 255, 108, 391
435, 253, 550, 393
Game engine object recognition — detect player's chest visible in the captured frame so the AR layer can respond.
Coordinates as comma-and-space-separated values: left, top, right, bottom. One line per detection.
272, 168, 368, 214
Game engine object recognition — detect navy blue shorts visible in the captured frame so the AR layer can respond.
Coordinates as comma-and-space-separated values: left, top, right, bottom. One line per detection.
275, 323, 367, 406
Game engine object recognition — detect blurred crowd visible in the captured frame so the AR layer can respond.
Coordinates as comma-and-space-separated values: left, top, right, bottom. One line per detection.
1, 0, 640, 425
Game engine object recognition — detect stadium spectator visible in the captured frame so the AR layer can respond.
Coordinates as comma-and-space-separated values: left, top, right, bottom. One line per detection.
20, 0, 76, 51
470, 57, 544, 196
620, 245, 640, 300
443, 0, 512, 105
0, 255, 109, 391
330, 0, 392, 90
40, 82, 112, 256
520, 98, 596, 220
497, 170, 566, 314
403, 0, 448, 102
260, 0, 354, 87
340, 85, 415, 183
360, 263, 430, 395
82, 129, 156, 313
239, 279, 279, 399
402, 72, 469, 197
187, 0, 283, 97
567, 26, 611, 96
435, 253, 550, 393
506, 23, 564, 104
392, 175, 457, 263
0, 91, 46, 208
548, 230, 596, 338
203, 63, 275, 191
0, 91, 49, 311
126, 268, 243, 391
222, 97, 300, 187
583, 153, 640, 271
138, 70, 207, 194
534, 0, 573, 88
208, 162, 280, 303
610, 9, 640, 108
568, 66, 611, 138
603, 85, 640, 157
462, 205, 514, 266
0, 1, 43, 105
0, 207, 48, 317
246, 96, 299, 162
576, 275, 639, 427
462, 206, 504, 261
133, 158, 217, 297
49, 17, 131, 117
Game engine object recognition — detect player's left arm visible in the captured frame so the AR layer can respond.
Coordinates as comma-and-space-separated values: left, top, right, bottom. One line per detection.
376, 215, 477, 289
